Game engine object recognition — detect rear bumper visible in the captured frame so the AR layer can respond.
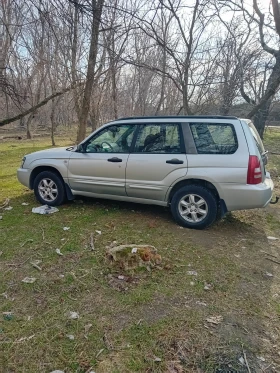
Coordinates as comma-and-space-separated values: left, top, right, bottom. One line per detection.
218, 175, 274, 212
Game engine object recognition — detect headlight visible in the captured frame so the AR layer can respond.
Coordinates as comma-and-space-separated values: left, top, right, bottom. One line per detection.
21, 156, 26, 168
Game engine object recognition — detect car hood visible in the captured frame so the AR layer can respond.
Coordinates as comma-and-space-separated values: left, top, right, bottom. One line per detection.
25, 147, 75, 160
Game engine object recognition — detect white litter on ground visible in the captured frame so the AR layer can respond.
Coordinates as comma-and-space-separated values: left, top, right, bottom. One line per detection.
22, 277, 37, 284
267, 236, 278, 240
67, 311, 79, 319
32, 205, 58, 214
66, 334, 75, 340
187, 271, 198, 276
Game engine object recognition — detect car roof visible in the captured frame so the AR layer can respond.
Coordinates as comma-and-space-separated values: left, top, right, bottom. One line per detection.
112, 115, 238, 121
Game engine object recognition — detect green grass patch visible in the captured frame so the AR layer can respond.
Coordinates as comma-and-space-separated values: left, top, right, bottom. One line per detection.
0, 131, 280, 372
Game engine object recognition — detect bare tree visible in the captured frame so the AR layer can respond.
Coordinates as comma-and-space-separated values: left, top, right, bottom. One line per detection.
218, 0, 280, 137
75, 0, 105, 143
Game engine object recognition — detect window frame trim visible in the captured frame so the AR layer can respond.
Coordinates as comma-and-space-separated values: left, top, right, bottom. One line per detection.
130, 122, 186, 154
82, 123, 138, 154
189, 122, 239, 155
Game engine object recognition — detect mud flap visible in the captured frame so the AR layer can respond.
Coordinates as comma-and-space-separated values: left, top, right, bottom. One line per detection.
65, 183, 75, 200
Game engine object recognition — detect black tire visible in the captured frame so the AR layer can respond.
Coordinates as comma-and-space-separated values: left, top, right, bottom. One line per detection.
170, 185, 217, 229
34, 171, 66, 206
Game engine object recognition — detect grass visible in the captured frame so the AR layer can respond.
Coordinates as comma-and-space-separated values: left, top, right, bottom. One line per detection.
1, 130, 280, 372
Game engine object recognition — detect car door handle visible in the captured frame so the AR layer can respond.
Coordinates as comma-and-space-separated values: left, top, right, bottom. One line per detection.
108, 157, 122, 163
166, 159, 184, 164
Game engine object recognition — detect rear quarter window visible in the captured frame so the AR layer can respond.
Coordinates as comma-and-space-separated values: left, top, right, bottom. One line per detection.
248, 122, 265, 155
190, 122, 238, 154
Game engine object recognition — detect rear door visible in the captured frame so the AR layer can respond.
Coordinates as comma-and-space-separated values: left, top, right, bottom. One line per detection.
186, 120, 247, 184
125, 122, 187, 201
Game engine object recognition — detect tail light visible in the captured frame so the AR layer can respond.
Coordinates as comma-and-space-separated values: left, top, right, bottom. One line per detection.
247, 155, 262, 184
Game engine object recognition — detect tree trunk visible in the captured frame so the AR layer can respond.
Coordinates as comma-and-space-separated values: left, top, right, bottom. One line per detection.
249, 54, 280, 138
182, 84, 192, 115
111, 62, 118, 119
220, 83, 232, 115
76, 0, 104, 143
155, 49, 166, 115
89, 104, 100, 132
182, 90, 187, 115
20, 117, 25, 127
50, 98, 56, 146
252, 99, 271, 139
26, 114, 33, 139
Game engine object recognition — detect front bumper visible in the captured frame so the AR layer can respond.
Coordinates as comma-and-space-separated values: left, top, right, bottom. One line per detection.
17, 168, 32, 189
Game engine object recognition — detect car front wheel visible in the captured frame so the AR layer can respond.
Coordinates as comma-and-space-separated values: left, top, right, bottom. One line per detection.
34, 171, 66, 206
171, 185, 217, 229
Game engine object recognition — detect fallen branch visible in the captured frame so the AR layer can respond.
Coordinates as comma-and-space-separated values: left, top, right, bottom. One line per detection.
90, 233, 94, 250
0, 135, 23, 140
20, 239, 33, 247
243, 348, 251, 373
103, 332, 113, 351
6, 257, 31, 267
265, 257, 280, 265
0, 198, 10, 210
260, 250, 278, 258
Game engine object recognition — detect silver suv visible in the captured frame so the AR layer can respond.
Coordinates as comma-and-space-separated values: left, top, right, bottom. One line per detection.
17, 116, 274, 229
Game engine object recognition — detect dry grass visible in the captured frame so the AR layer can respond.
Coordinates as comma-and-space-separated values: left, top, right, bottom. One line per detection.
1, 130, 280, 372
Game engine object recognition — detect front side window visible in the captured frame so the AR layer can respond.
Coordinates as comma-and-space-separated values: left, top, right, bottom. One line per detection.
190, 123, 238, 154
134, 123, 182, 153
85, 124, 136, 153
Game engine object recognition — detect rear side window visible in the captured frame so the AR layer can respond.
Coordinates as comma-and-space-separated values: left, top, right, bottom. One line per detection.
190, 123, 238, 154
134, 123, 182, 153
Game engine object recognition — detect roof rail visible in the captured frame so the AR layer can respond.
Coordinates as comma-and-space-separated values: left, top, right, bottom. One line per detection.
113, 115, 238, 121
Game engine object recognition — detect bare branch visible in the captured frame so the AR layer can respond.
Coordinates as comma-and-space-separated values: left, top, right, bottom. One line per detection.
0, 83, 83, 127
247, 73, 280, 118
271, 0, 280, 37
253, 0, 278, 56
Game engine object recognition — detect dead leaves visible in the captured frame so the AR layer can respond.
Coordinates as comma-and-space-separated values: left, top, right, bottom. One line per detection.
165, 361, 184, 373
206, 315, 223, 325
106, 244, 162, 271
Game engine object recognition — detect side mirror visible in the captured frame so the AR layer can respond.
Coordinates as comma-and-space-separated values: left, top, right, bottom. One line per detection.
77, 144, 85, 153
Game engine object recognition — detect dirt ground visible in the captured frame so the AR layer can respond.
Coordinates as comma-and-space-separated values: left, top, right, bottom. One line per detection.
1, 131, 280, 372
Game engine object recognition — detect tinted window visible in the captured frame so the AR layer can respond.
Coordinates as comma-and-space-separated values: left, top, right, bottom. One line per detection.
134, 123, 182, 153
85, 124, 136, 153
190, 123, 238, 154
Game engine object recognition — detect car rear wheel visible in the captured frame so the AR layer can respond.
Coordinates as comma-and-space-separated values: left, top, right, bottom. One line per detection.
34, 171, 66, 206
171, 185, 217, 229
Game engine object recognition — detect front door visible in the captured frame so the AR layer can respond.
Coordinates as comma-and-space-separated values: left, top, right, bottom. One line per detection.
126, 122, 187, 201
68, 123, 136, 196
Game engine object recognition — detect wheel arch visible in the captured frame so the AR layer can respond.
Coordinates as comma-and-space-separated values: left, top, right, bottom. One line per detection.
168, 178, 220, 204
30, 166, 63, 190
